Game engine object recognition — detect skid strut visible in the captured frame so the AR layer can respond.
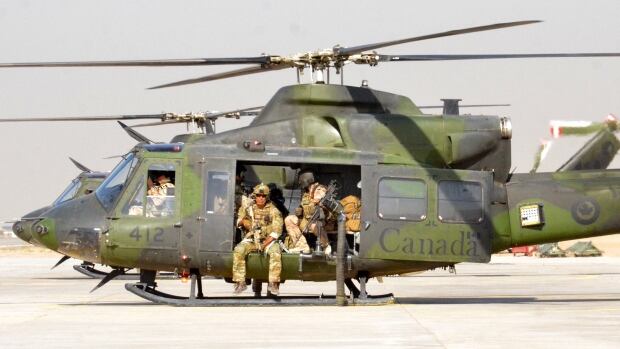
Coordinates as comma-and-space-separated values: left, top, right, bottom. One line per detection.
125, 282, 394, 307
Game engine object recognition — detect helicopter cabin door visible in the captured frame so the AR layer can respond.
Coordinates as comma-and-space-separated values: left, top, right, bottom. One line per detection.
359, 165, 492, 264
198, 158, 236, 253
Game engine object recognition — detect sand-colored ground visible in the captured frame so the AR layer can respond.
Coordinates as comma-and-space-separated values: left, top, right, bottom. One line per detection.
0, 245, 60, 257
1, 254, 619, 348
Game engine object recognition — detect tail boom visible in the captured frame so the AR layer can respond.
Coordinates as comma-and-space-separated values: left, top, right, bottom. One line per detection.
502, 170, 620, 250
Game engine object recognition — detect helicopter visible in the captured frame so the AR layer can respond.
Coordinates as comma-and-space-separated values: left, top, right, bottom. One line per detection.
3, 20, 620, 306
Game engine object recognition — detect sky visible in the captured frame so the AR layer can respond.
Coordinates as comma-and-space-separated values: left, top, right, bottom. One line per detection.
1, 0, 620, 219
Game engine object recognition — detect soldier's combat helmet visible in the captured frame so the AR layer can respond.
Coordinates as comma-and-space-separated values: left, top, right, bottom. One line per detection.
298, 170, 315, 190
252, 183, 270, 196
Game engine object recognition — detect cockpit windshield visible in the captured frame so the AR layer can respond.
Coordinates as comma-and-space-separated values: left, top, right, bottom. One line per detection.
95, 153, 139, 211
52, 178, 81, 206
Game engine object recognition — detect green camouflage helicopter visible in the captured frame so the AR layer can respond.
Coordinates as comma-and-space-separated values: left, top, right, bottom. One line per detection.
3, 20, 620, 306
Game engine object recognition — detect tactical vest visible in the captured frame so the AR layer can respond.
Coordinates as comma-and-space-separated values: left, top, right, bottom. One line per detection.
246, 202, 282, 239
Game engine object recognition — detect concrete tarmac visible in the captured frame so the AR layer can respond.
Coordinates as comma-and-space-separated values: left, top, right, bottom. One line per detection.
0, 253, 619, 348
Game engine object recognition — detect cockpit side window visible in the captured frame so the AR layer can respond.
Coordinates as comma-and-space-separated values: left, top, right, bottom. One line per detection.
122, 176, 146, 216
206, 171, 230, 215
96, 154, 139, 211
53, 179, 81, 206
145, 164, 176, 218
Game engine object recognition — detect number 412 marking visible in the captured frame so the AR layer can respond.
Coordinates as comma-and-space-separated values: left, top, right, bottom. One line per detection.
129, 227, 164, 242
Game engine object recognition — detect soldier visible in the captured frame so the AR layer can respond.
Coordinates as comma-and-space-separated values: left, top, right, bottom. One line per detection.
148, 172, 175, 196
285, 170, 331, 254
232, 183, 283, 295
146, 172, 175, 217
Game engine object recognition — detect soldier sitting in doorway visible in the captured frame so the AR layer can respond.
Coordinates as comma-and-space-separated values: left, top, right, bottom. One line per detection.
284, 170, 334, 255
232, 183, 283, 295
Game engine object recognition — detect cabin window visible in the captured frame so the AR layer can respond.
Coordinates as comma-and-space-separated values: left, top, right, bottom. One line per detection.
438, 180, 483, 223
206, 171, 231, 215
143, 164, 176, 218
378, 178, 427, 221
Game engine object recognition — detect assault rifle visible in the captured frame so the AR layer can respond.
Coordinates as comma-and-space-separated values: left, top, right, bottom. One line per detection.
302, 180, 342, 235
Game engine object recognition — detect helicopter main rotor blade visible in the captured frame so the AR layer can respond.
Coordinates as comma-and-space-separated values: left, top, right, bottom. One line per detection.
378, 53, 620, 62
0, 57, 270, 68
0, 114, 165, 122
337, 20, 541, 56
117, 121, 154, 144
130, 120, 182, 128
148, 65, 289, 89
69, 157, 92, 173
204, 106, 262, 120
130, 106, 262, 127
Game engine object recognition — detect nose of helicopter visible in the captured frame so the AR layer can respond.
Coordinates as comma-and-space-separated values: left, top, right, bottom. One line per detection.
25, 194, 108, 263
29, 217, 59, 251
12, 220, 32, 243
12, 205, 52, 245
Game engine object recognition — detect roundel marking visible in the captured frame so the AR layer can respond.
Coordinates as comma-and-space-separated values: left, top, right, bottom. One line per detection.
571, 198, 600, 225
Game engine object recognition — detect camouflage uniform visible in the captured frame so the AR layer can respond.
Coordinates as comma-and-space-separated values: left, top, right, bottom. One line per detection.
146, 182, 175, 217
284, 215, 310, 253
233, 195, 283, 284
296, 182, 332, 249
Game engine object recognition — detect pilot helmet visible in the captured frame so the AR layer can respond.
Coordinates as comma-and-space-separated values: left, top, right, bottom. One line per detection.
298, 170, 315, 190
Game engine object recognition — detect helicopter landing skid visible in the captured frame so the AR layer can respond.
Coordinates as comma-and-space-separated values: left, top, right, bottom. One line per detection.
73, 264, 177, 280
124, 282, 394, 307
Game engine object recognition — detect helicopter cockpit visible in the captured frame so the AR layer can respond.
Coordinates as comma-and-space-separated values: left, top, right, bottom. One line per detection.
53, 171, 108, 207
124, 164, 177, 218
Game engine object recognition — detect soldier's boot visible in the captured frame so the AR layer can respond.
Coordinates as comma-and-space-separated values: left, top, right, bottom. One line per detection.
268, 282, 280, 296
233, 281, 247, 294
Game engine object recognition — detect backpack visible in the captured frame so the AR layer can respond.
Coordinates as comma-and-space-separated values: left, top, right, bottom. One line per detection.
340, 195, 361, 232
